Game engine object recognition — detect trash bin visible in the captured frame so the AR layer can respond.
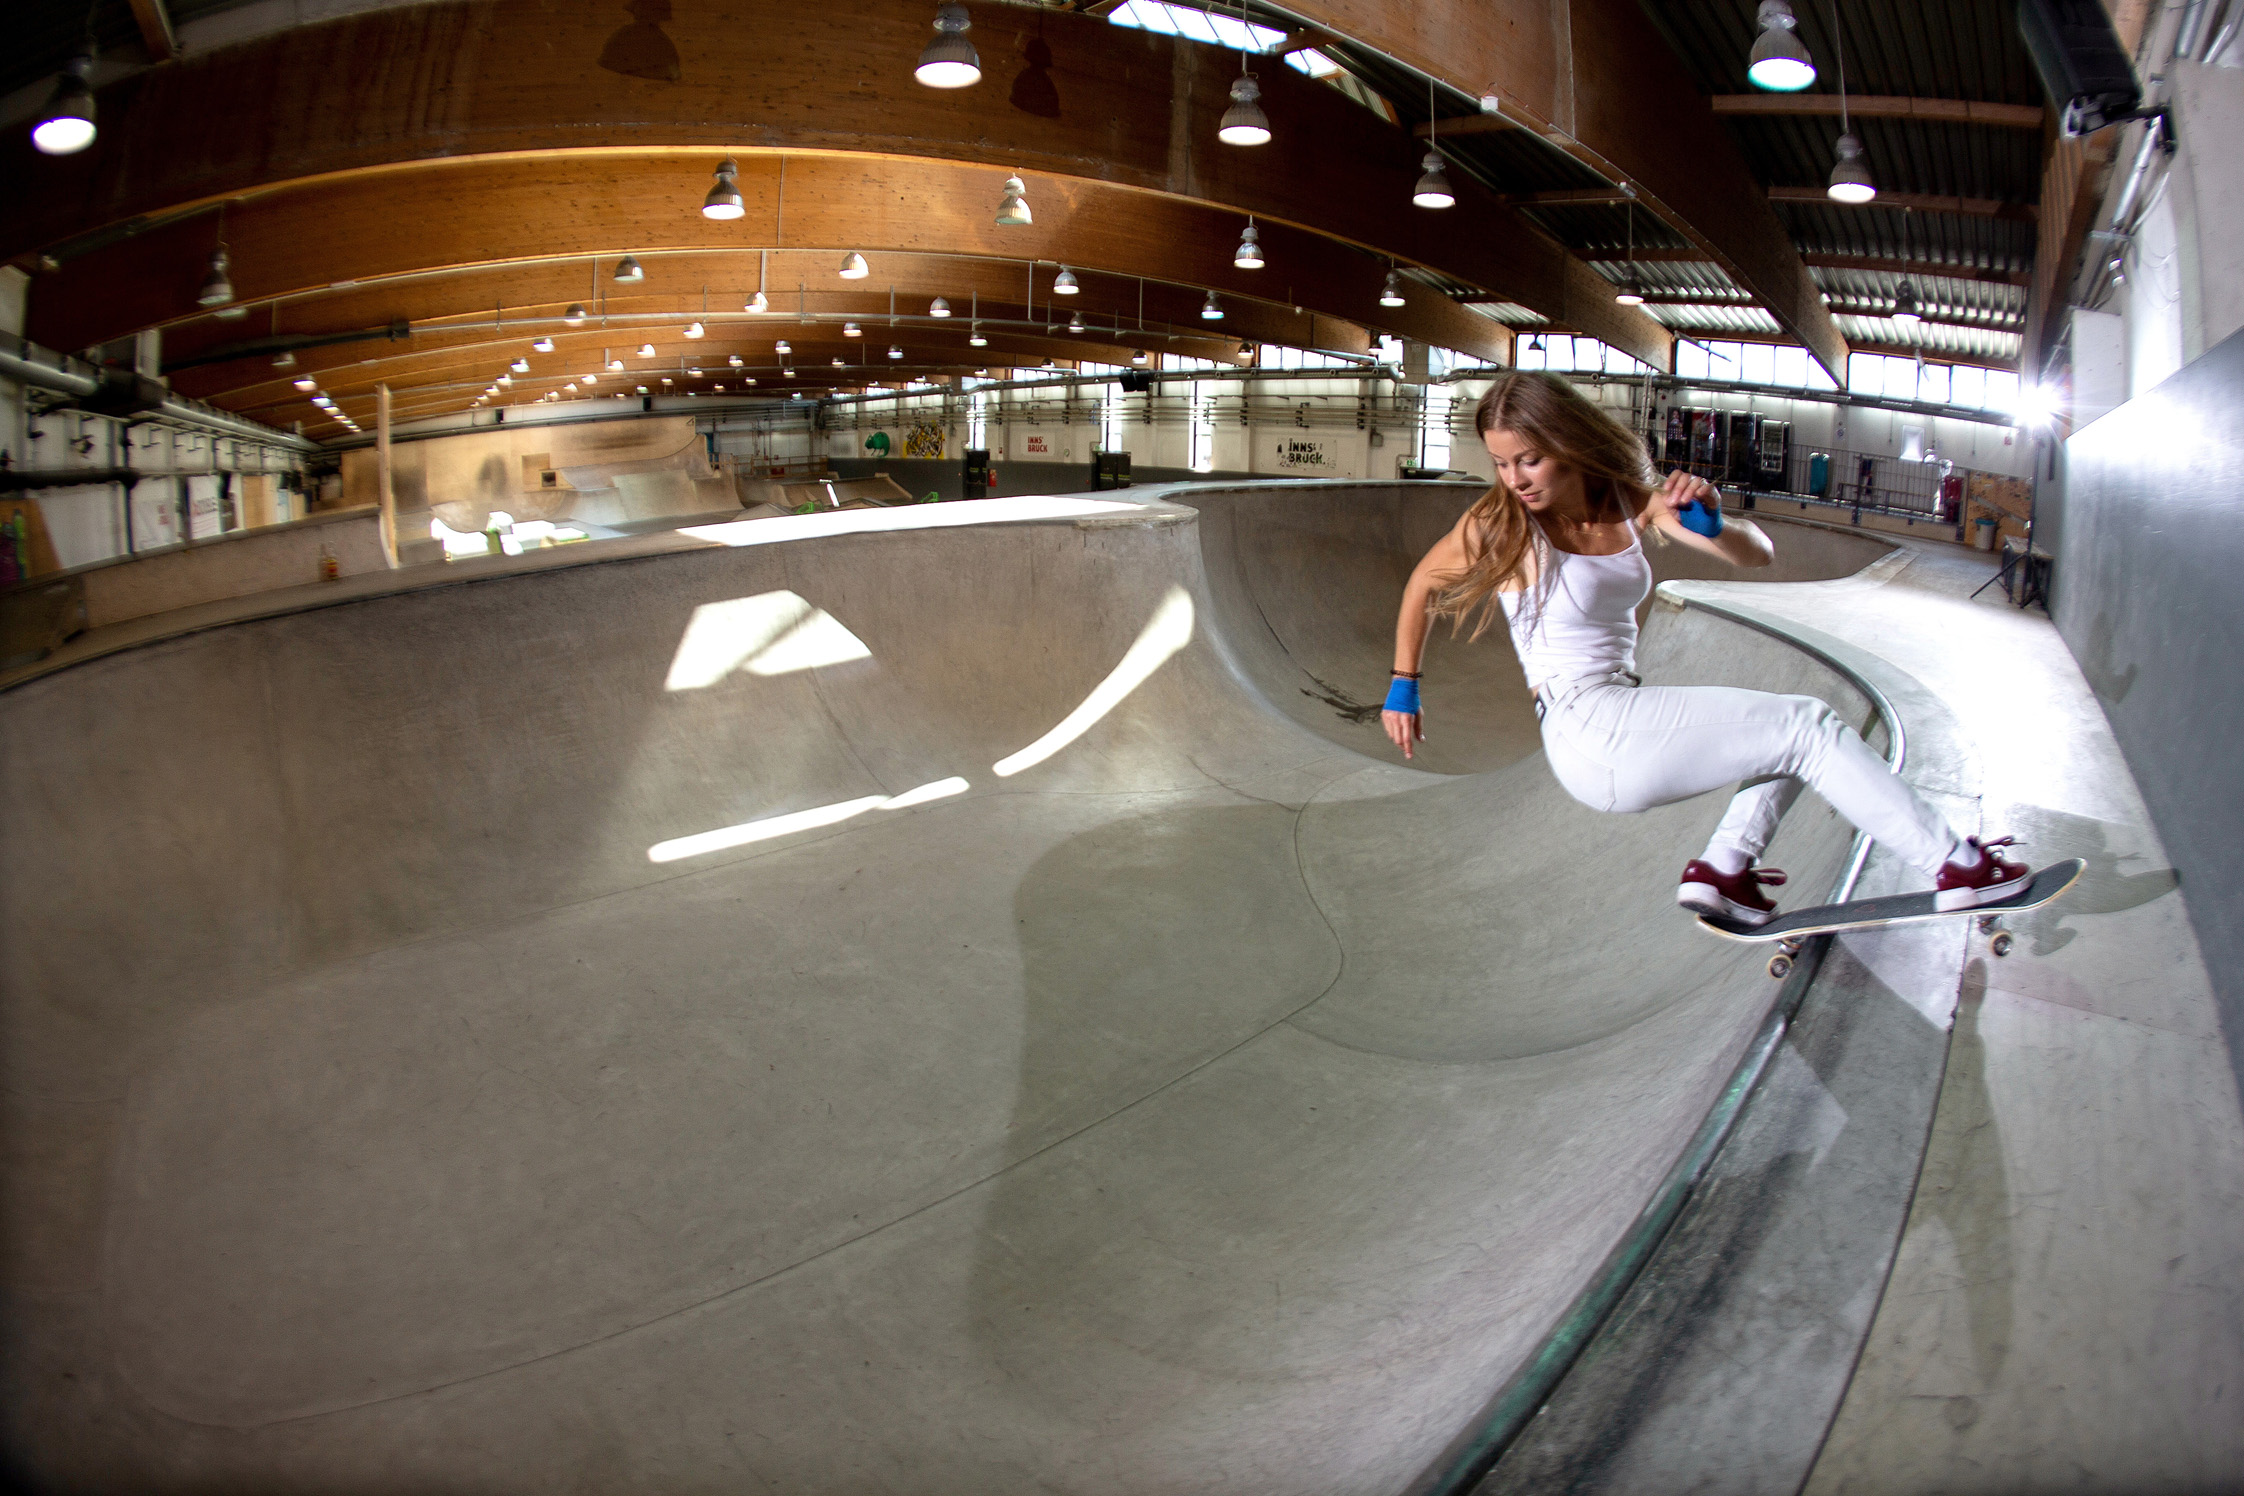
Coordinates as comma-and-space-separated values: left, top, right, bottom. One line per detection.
1973, 516, 1998, 551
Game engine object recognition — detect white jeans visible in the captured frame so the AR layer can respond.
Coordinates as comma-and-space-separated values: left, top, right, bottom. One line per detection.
1538, 677, 1960, 876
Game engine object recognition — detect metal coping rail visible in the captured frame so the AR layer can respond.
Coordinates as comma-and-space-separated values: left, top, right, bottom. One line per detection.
1413, 589, 1899, 1496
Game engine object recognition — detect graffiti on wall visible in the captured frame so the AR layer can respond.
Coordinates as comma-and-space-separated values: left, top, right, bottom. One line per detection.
1274, 437, 1335, 470
904, 421, 946, 459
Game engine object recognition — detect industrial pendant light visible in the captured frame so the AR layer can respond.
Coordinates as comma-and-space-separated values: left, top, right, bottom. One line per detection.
1825, 6, 1876, 203
728, 353, 744, 367
1233, 221, 1264, 269
271, 349, 296, 369
1747, 0, 1816, 91
914, 4, 982, 88
31, 51, 96, 155
775, 339, 792, 354
1613, 201, 1646, 305
1413, 151, 1454, 209
1414, 78, 1454, 208
1131, 349, 1149, 366
843, 322, 862, 337
1219, 75, 1270, 146
533, 337, 556, 352
293, 376, 317, 391
930, 297, 952, 317
615, 256, 645, 282
1379, 269, 1406, 308
684, 321, 705, 338
839, 252, 870, 279
1067, 311, 1085, 333
197, 246, 236, 309
564, 304, 587, 325
1892, 281, 1922, 323
746, 290, 769, 313
969, 324, 988, 347
637, 343, 656, 357
1054, 267, 1079, 295
888, 344, 905, 359
701, 158, 745, 219
511, 358, 531, 373
1201, 292, 1224, 321
996, 176, 1033, 226
608, 354, 626, 370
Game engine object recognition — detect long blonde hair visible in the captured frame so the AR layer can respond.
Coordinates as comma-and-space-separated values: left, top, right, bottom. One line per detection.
1432, 371, 1661, 640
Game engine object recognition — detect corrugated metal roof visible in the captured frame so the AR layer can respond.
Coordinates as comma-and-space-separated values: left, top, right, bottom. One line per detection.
1643, 0, 2043, 106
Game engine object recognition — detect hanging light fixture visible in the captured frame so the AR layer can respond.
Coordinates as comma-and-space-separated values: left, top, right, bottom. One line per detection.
1413, 150, 1455, 209
1067, 312, 1085, 333
1219, 74, 1270, 146
914, 3, 982, 88
888, 344, 905, 359
564, 304, 586, 325
1892, 280, 1923, 323
581, 374, 597, 385
1828, 132, 1876, 203
511, 357, 531, 372
1826, 14, 1875, 203
1237, 340, 1254, 358
1380, 269, 1406, 308
1201, 292, 1224, 321
1414, 78, 1454, 208
293, 376, 317, 392
1747, 0, 1816, 91
776, 339, 792, 354
614, 255, 645, 282
1233, 220, 1264, 269
1131, 349, 1149, 366
684, 321, 705, 338
1529, 334, 1545, 353
969, 324, 988, 347
272, 349, 297, 369
996, 175, 1033, 226
533, 337, 555, 352
842, 322, 862, 337
839, 252, 870, 279
497, 373, 513, 386
930, 297, 952, 318
197, 246, 236, 309
832, 356, 847, 366
729, 353, 744, 367
1613, 200, 1646, 305
1053, 267, 1079, 295
701, 158, 745, 219
637, 343, 656, 357
608, 354, 626, 371
784, 368, 797, 378
745, 290, 769, 313
30, 51, 97, 155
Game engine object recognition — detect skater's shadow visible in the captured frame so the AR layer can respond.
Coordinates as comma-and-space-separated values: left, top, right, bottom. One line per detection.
1999, 804, 2177, 957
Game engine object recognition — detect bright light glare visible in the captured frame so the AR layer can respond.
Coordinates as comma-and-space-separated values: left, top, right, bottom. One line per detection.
647, 777, 969, 864
680, 495, 1141, 549
665, 591, 872, 691
2012, 383, 2060, 427
993, 586, 1194, 777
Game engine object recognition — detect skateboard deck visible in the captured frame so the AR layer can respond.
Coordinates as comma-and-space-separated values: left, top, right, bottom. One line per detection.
1696, 858, 2085, 945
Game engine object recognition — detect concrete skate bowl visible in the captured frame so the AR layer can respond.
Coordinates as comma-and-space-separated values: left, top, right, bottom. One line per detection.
0, 485, 1893, 1492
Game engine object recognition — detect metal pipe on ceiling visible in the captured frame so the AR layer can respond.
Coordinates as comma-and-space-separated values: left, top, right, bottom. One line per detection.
2, 341, 319, 453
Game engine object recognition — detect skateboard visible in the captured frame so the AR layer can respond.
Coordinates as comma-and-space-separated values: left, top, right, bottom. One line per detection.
1696, 858, 2085, 979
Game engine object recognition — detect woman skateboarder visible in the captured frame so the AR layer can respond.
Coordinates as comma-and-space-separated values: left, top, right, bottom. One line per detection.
1380, 371, 2028, 926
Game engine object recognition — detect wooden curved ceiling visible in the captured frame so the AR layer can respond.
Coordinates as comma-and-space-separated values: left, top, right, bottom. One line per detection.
5, 0, 1872, 428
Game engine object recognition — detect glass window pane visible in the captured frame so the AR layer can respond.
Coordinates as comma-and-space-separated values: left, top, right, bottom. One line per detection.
1917, 362, 1950, 404
1983, 369, 2019, 412
1740, 342, 1775, 385
1773, 344, 1808, 387
1167, 6, 1220, 43
1676, 340, 1709, 380
1951, 364, 1986, 408
1848, 352, 1881, 397
1806, 354, 1838, 390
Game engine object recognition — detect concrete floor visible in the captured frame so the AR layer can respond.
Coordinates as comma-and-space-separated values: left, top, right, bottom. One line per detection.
1, 487, 2236, 1492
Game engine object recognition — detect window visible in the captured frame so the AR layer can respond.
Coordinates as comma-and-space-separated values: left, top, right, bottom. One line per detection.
1101, 383, 1124, 453
968, 390, 988, 450
1419, 386, 1453, 469
1189, 380, 1215, 472
1106, 0, 1285, 50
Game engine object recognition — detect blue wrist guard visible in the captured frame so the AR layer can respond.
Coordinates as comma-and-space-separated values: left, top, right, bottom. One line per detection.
1384, 676, 1421, 714
1680, 497, 1725, 538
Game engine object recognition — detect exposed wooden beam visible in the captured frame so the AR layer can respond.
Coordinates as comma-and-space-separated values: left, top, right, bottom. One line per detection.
1768, 187, 2039, 223
1411, 115, 1518, 139
29, 158, 1517, 373
1803, 253, 2033, 288
1709, 95, 2046, 128
0, 0, 1657, 368
126, 0, 177, 62
1275, 0, 1848, 380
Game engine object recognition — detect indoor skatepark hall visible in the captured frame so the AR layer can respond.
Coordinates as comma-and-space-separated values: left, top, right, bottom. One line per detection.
5, 0, 2244, 1490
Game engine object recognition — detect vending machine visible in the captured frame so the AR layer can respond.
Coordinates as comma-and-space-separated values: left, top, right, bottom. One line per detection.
1689, 410, 1720, 475
1755, 420, 1790, 491
1664, 407, 1692, 469
1725, 412, 1760, 485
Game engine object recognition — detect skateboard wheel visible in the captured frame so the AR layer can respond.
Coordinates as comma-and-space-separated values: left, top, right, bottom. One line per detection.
1990, 932, 2013, 957
1767, 954, 1793, 979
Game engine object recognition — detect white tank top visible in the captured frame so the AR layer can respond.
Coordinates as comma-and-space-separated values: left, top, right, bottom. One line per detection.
1499, 525, 1651, 693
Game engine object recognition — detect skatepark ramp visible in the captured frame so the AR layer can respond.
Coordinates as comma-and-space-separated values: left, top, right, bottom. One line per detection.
0, 483, 1895, 1492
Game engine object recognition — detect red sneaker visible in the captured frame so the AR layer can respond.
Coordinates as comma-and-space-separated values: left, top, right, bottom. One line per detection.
1935, 836, 2031, 910
1678, 859, 1787, 927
